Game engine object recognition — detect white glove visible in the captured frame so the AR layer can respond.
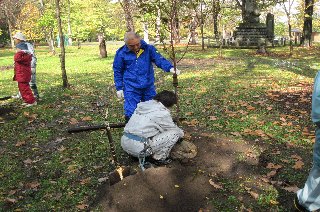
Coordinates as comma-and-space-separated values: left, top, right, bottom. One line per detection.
116, 90, 124, 99
170, 68, 180, 75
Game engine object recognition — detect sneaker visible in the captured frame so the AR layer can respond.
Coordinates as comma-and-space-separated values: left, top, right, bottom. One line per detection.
21, 102, 28, 106
25, 102, 37, 107
293, 196, 308, 212
147, 157, 172, 166
12, 94, 21, 99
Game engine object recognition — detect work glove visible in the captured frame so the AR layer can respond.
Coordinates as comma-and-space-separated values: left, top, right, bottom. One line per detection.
170, 68, 180, 75
116, 90, 124, 99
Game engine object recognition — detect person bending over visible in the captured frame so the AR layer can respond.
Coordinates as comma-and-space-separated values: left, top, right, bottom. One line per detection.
121, 90, 183, 166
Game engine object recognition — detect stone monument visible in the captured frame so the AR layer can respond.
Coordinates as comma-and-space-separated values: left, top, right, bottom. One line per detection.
266, 13, 275, 46
234, 0, 269, 47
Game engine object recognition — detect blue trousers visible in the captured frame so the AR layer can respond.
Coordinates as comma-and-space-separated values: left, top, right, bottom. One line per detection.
123, 84, 156, 118
297, 127, 320, 211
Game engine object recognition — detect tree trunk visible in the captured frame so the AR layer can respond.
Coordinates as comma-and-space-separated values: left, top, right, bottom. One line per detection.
155, 7, 161, 43
39, 0, 56, 54
98, 34, 107, 58
48, 29, 56, 54
121, 0, 135, 32
143, 21, 149, 44
288, 22, 293, 55
67, 0, 73, 46
212, 0, 221, 43
4, 3, 15, 48
55, 0, 69, 88
169, 0, 180, 122
301, 0, 314, 47
172, 10, 180, 44
200, 1, 204, 50
190, 16, 197, 45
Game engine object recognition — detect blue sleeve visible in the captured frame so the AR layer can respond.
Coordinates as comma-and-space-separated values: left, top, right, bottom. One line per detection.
312, 71, 320, 124
150, 45, 173, 72
113, 50, 124, 91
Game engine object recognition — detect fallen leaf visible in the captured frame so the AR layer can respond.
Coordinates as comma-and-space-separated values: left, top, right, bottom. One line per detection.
209, 179, 223, 189
282, 185, 300, 193
293, 161, 304, 169
160, 195, 164, 199
5, 198, 17, 204
174, 185, 180, 188
209, 116, 217, 121
260, 177, 270, 183
248, 190, 259, 199
23, 158, 33, 165
98, 177, 107, 183
82, 116, 92, 121
267, 170, 277, 178
266, 163, 282, 170
231, 132, 241, 136
58, 146, 66, 152
15, 141, 26, 147
80, 178, 91, 185
247, 105, 256, 110
291, 154, 302, 161
8, 189, 18, 195
270, 200, 279, 205
54, 137, 66, 143
76, 204, 88, 210
26, 181, 40, 189
69, 118, 78, 125
266, 106, 273, 110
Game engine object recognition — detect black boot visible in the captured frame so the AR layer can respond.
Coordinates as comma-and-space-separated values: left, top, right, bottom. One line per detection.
31, 85, 39, 100
147, 157, 172, 166
293, 196, 309, 212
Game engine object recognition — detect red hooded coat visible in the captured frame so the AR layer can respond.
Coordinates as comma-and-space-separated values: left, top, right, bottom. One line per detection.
13, 51, 32, 82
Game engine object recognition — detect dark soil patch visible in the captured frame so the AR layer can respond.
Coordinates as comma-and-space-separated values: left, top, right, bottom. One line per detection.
0, 106, 17, 122
95, 127, 311, 211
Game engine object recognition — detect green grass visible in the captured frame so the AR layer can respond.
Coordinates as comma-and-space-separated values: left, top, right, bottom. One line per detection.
0, 43, 319, 211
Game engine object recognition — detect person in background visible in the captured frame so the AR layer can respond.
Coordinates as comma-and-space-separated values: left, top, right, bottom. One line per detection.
13, 42, 37, 107
113, 31, 180, 123
12, 32, 39, 100
121, 90, 184, 166
294, 71, 320, 212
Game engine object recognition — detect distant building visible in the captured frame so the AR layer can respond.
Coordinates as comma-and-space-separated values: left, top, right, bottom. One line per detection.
312, 32, 320, 42
290, 28, 320, 43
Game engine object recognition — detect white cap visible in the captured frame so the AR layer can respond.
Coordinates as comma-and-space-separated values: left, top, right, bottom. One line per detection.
13, 32, 27, 41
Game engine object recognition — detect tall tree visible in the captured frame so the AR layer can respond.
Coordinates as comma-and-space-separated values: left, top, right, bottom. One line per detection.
0, 0, 26, 48
55, 0, 69, 88
38, 0, 56, 53
280, 0, 295, 55
67, 0, 73, 45
301, 0, 314, 46
15, 1, 43, 42
120, 0, 135, 31
212, 0, 221, 42
155, 6, 161, 43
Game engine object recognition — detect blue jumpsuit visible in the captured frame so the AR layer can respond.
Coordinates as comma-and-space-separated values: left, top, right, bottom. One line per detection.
113, 40, 173, 118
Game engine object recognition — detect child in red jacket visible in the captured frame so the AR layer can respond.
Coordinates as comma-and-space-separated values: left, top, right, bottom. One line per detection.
13, 42, 36, 107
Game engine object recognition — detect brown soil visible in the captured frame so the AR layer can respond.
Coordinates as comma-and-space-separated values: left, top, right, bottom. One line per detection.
95, 127, 304, 212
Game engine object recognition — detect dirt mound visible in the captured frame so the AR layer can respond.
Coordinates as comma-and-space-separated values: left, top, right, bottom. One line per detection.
97, 131, 274, 211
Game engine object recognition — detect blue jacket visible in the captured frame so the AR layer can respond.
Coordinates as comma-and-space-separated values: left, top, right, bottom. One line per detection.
113, 40, 173, 91
312, 71, 320, 166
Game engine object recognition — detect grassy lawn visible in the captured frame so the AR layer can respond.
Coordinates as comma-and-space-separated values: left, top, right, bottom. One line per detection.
0, 43, 319, 211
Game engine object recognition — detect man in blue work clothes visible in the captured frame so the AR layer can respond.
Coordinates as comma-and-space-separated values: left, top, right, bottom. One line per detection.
113, 31, 180, 122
